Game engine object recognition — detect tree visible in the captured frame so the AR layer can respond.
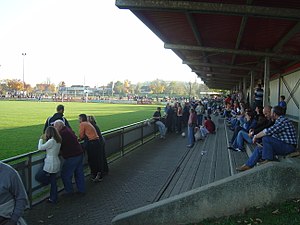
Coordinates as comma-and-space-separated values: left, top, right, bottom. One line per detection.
113, 81, 123, 94
123, 79, 131, 94
150, 79, 166, 94
35, 83, 56, 93
135, 82, 142, 94
7, 79, 23, 91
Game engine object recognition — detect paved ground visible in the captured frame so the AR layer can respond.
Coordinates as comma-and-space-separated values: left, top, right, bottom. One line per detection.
23, 132, 190, 225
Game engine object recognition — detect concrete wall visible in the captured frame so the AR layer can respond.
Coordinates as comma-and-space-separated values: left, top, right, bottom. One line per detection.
112, 160, 300, 225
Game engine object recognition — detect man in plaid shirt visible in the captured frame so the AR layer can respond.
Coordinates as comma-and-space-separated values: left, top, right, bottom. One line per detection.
237, 106, 297, 171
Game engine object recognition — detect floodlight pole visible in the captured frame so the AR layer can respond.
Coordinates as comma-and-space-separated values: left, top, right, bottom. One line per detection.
22, 53, 26, 92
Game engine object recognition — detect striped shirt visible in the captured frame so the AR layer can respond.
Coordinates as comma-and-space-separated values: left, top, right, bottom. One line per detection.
264, 116, 297, 145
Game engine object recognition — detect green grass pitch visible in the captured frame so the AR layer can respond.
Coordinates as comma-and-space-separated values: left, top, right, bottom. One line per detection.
0, 101, 157, 160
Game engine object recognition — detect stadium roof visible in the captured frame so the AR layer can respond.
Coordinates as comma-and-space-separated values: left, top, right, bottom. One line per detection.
116, 0, 300, 90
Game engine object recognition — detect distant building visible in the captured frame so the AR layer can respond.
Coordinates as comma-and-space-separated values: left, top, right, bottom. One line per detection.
140, 85, 152, 94
58, 85, 112, 97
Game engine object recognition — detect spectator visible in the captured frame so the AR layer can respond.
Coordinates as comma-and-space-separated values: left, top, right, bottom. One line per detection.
182, 102, 190, 127
236, 106, 297, 171
79, 114, 104, 182
203, 116, 216, 134
176, 103, 183, 133
195, 101, 205, 126
187, 108, 197, 148
153, 107, 167, 139
229, 106, 273, 152
87, 115, 109, 176
278, 95, 287, 115
0, 161, 28, 225
43, 104, 71, 133
254, 84, 264, 109
35, 126, 62, 204
230, 110, 257, 144
53, 120, 86, 194
165, 104, 175, 133
224, 95, 232, 106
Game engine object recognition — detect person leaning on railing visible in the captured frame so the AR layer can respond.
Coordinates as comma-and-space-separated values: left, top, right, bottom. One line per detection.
0, 161, 28, 225
78, 114, 104, 182
53, 120, 86, 195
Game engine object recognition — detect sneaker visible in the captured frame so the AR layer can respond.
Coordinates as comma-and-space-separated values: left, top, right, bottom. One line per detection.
236, 164, 251, 171
47, 198, 57, 204
92, 172, 103, 182
234, 148, 243, 152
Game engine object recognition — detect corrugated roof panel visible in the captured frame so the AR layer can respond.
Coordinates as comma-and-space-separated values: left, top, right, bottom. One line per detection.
240, 18, 296, 51
194, 14, 242, 49
281, 33, 300, 55
141, 11, 198, 45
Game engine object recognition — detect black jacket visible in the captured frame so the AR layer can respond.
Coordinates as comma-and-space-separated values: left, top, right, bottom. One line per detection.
43, 112, 71, 133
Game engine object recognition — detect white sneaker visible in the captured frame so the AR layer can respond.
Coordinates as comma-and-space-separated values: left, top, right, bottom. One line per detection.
92, 172, 103, 182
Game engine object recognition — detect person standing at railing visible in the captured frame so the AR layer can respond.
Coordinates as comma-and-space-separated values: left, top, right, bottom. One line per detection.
43, 104, 71, 133
87, 115, 109, 176
78, 114, 103, 182
53, 120, 86, 195
35, 126, 62, 204
0, 161, 28, 225
153, 107, 167, 139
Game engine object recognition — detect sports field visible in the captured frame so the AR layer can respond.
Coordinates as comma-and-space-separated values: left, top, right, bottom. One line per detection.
0, 101, 157, 160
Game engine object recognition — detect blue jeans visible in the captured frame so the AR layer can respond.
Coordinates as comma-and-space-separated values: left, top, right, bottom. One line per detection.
35, 169, 58, 202
61, 154, 86, 193
246, 146, 263, 167
188, 125, 195, 146
246, 136, 296, 167
155, 121, 166, 137
197, 115, 203, 126
261, 136, 295, 160
233, 130, 252, 150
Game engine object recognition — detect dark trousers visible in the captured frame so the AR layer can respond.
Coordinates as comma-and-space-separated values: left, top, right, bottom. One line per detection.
35, 169, 58, 202
87, 139, 102, 176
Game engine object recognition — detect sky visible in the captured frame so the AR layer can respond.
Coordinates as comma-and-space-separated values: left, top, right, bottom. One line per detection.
0, 0, 200, 87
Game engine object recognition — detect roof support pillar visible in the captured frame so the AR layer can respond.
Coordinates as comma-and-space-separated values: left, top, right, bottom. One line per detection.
243, 77, 247, 103
263, 57, 270, 106
249, 71, 255, 107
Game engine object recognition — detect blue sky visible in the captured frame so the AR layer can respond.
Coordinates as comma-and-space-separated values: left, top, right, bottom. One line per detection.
0, 0, 199, 86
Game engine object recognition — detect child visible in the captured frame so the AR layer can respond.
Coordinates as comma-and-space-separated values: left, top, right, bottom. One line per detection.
35, 126, 62, 203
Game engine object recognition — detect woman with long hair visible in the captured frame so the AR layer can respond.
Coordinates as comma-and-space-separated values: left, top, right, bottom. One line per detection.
35, 126, 62, 203
87, 115, 109, 176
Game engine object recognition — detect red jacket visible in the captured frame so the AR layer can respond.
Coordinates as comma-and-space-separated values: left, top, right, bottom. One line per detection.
204, 120, 216, 133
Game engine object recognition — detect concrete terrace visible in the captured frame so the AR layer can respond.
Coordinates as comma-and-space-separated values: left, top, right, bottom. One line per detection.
23, 117, 242, 225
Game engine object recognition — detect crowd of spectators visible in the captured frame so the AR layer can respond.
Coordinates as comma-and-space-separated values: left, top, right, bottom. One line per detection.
220, 87, 298, 172
153, 98, 218, 148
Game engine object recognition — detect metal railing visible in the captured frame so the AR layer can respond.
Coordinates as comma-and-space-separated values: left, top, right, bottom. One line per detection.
3, 119, 157, 207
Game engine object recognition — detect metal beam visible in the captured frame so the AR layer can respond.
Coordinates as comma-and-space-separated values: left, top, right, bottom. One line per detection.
185, 13, 209, 64
232, 16, 248, 64
193, 70, 248, 78
202, 77, 241, 82
116, 0, 300, 21
165, 43, 300, 60
272, 22, 300, 52
184, 61, 262, 71
263, 57, 270, 106
231, 0, 253, 65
